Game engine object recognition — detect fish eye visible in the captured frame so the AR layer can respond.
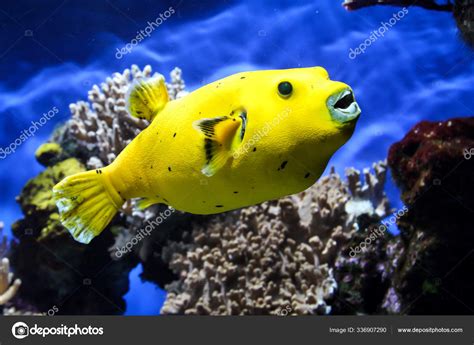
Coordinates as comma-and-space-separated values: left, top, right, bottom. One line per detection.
277, 81, 293, 98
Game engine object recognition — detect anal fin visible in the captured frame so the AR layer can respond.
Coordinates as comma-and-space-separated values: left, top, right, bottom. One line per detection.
136, 197, 162, 210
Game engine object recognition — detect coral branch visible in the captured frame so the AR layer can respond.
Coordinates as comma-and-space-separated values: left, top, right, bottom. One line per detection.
0, 258, 21, 305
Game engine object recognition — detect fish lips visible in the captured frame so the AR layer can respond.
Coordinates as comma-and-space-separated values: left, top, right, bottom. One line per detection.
327, 88, 361, 125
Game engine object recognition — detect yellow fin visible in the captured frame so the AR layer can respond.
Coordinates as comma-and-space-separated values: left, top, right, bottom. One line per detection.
193, 113, 245, 177
136, 197, 162, 210
53, 169, 124, 244
126, 75, 169, 122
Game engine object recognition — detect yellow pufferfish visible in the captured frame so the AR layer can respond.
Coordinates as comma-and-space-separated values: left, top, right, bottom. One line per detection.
53, 66, 361, 244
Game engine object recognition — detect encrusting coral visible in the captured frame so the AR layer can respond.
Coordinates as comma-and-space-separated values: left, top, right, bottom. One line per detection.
161, 162, 391, 315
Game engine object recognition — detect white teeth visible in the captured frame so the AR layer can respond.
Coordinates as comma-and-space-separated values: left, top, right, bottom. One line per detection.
340, 89, 352, 99
339, 102, 357, 113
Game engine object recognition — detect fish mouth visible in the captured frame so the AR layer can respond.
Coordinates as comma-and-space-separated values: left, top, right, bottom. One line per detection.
327, 88, 361, 124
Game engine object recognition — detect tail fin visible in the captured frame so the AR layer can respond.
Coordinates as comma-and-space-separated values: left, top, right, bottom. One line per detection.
52, 169, 124, 244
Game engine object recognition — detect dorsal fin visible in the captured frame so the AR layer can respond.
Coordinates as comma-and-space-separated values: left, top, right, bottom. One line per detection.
193, 112, 246, 177
126, 75, 169, 122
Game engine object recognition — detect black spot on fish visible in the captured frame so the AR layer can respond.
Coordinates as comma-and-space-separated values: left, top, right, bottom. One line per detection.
96, 170, 99, 174
278, 161, 288, 171
304, 172, 310, 179
164, 198, 169, 203
215, 205, 223, 208
253, 147, 257, 152
233, 191, 238, 194
150, 165, 153, 169
240, 76, 246, 79
173, 132, 176, 138
136, 111, 143, 115
168, 166, 172, 172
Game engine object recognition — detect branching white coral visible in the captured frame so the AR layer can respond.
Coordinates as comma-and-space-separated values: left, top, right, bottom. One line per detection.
0, 258, 21, 305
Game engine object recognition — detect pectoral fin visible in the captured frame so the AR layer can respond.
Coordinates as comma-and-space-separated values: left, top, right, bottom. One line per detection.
126, 75, 169, 122
193, 112, 246, 177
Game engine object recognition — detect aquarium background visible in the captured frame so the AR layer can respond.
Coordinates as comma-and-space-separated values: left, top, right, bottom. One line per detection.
0, 0, 472, 315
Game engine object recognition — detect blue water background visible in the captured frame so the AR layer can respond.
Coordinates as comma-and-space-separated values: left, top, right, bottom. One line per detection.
0, 0, 473, 314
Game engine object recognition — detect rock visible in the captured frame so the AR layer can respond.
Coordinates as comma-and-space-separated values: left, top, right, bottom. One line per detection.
387, 117, 474, 314
35, 142, 63, 167
10, 158, 137, 314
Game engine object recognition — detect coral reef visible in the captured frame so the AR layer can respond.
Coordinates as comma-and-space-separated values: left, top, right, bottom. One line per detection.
386, 117, 474, 314
160, 163, 391, 315
9, 65, 397, 315
13, 65, 471, 317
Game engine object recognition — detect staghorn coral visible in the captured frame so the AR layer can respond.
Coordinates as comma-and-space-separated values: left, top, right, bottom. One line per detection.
161, 162, 390, 315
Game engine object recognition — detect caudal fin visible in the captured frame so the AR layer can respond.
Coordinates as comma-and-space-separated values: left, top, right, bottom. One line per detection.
52, 170, 124, 244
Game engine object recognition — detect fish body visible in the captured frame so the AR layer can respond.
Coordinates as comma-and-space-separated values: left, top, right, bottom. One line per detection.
53, 67, 361, 243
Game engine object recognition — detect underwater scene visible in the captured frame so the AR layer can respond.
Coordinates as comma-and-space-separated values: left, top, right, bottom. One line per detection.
0, 0, 473, 317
